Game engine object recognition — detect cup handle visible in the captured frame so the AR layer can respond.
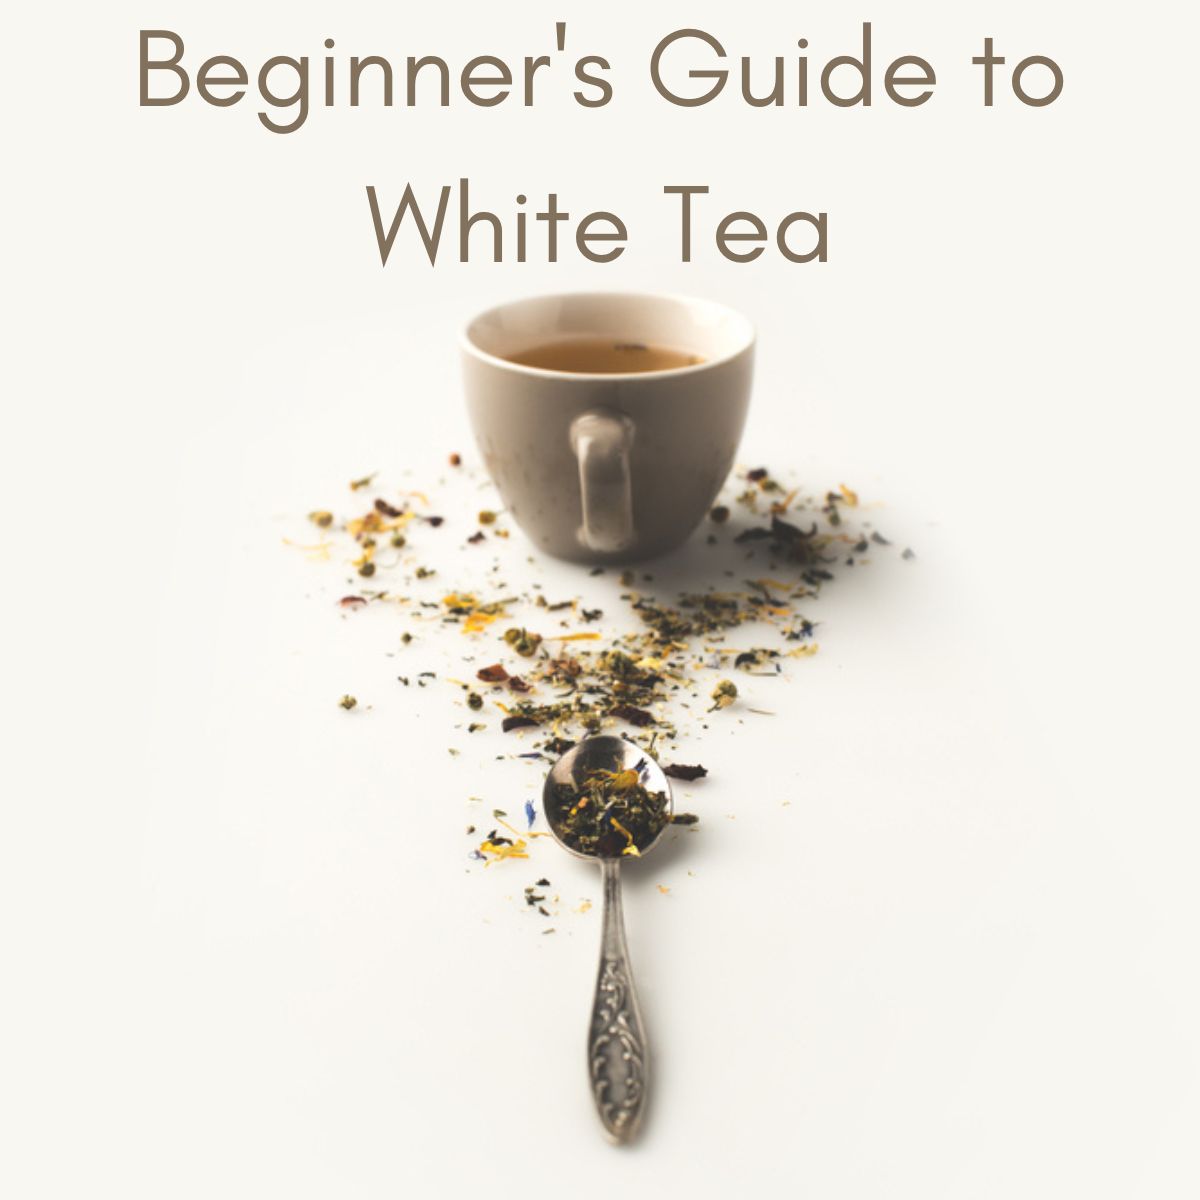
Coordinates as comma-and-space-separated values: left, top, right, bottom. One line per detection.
570, 410, 635, 555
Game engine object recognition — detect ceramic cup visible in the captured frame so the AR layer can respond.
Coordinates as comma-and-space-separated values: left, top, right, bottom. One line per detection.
462, 292, 754, 563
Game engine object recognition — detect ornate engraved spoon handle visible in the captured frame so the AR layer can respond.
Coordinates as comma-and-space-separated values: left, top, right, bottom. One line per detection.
588, 858, 648, 1143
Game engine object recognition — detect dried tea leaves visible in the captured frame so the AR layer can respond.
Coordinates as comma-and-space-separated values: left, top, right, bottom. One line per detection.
546, 763, 670, 859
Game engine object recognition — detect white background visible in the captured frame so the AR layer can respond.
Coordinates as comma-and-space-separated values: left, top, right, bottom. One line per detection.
3, 2, 1198, 1197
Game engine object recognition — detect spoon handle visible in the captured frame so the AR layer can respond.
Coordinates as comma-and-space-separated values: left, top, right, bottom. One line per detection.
589, 858, 648, 1142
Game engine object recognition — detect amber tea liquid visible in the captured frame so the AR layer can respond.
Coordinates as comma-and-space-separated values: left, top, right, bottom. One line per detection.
504, 336, 704, 374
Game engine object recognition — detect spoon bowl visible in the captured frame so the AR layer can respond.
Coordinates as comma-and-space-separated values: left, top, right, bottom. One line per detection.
543, 735, 674, 861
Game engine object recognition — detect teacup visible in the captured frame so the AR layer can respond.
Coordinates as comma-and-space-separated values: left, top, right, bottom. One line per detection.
461, 292, 754, 563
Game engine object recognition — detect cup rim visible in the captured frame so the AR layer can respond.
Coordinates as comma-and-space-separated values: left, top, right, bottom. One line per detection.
460, 290, 756, 381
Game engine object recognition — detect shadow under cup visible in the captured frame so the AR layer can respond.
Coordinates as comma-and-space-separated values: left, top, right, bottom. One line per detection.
462, 293, 755, 564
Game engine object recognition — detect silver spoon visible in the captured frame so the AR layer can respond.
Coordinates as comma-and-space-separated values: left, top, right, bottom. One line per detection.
543, 734, 674, 1143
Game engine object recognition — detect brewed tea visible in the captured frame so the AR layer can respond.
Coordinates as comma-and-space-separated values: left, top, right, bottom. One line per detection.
505, 337, 703, 374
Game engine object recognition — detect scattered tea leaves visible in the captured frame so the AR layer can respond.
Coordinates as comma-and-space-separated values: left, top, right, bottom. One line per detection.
301, 463, 913, 912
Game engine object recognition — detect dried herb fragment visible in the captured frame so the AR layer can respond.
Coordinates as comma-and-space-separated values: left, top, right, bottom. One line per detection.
478, 510, 497, 525
338, 595, 367, 610
477, 664, 509, 683
338, 694, 357, 710
503, 627, 543, 657
609, 703, 655, 728
735, 514, 819, 557
467, 531, 486, 545
467, 692, 483, 710
710, 680, 738, 710
309, 510, 333, 527
710, 505, 730, 523
349, 473, 376, 491
374, 498, 405, 518
670, 812, 700, 825
664, 763, 708, 781
358, 562, 376, 578
449, 452, 462, 466
502, 715, 541, 733
735, 648, 780, 672
477, 834, 529, 863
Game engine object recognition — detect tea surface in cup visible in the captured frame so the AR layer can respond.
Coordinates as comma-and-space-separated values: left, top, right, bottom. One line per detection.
504, 336, 703, 375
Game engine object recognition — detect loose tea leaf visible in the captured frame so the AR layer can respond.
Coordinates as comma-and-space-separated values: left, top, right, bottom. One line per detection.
503, 627, 543, 657
502, 715, 540, 733
664, 763, 708, 781
610, 703, 656, 728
